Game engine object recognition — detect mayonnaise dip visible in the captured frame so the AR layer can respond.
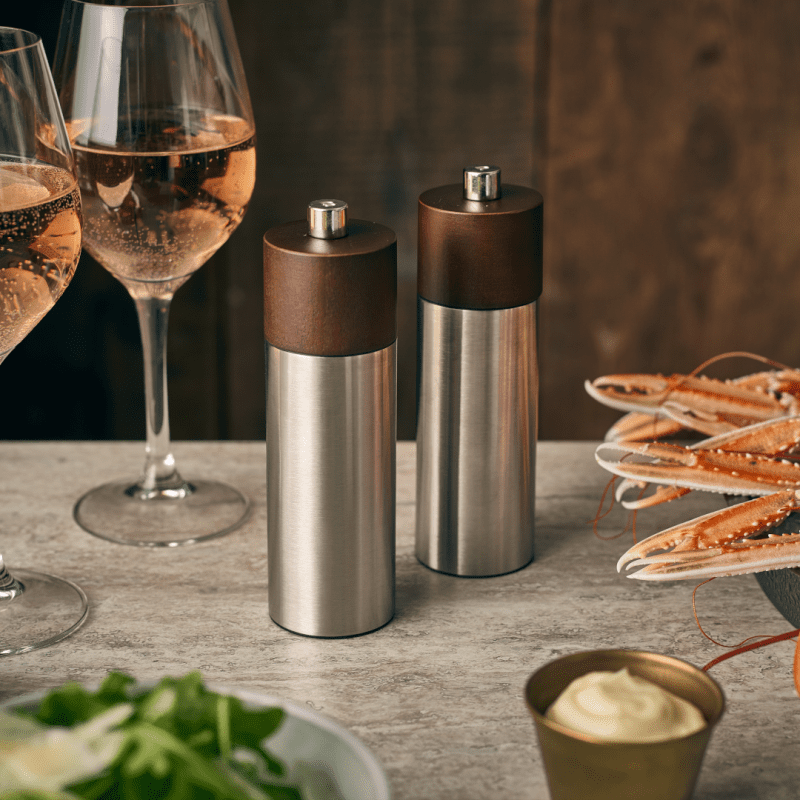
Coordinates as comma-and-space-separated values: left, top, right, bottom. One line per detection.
545, 668, 706, 743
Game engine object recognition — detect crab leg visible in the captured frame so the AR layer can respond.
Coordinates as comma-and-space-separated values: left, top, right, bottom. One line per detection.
604, 412, 687, 443
659, 403, 776, 437
735, 368, 800, 400
596, 440, 800, 497
696, 415, 800, 456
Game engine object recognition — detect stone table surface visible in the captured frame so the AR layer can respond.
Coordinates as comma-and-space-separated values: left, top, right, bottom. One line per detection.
1, 440, 798, 799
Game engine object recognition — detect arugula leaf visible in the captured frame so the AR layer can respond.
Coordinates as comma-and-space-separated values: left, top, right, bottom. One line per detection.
4, 672, 306, 800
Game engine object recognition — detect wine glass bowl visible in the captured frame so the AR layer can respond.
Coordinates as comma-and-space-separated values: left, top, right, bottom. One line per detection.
54, 0, 256, 546
0, 161, 81, 358
0, 28, 82, 363
69, 112, 255, 291
0, 26, 88, 654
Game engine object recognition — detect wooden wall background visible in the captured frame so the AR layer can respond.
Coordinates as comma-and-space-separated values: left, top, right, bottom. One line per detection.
4, 0, 800, 442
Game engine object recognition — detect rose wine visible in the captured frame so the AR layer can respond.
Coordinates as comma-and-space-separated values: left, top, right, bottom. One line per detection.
0, 161, 81, 358
70, 114, 255, 287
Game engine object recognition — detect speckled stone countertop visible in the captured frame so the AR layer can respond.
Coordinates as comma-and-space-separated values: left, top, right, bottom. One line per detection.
1, 441, 798, 799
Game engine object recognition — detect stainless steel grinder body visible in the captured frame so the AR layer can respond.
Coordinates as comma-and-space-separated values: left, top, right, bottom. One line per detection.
416, 168, 544, 576
264, 201, 397, 637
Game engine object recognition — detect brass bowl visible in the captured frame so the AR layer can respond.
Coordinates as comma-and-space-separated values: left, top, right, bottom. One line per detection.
524, 649, 725, 800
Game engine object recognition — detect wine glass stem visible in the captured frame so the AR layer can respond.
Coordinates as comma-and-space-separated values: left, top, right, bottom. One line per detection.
134, 294, 186, 494
0, 555, 24, 602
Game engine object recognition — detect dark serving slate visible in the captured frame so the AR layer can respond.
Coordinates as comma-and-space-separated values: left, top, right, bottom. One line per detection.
756, 568, 800, 629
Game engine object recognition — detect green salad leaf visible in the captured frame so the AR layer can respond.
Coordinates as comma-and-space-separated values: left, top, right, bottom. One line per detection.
2, 672, 304, 800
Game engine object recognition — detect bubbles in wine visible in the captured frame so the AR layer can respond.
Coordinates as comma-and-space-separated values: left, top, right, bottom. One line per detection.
0, 162, 82, 356
69, 114, 256, 287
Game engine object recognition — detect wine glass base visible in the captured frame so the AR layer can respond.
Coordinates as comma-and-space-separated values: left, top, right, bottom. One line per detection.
74, 478, 250, 547
0, 569, 89, 656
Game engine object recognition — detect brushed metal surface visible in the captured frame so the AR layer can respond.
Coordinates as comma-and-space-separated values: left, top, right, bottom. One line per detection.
416, 299, 537, 576
307, 199, 347, 239
463, 165, 500, 201
266, 344, 396, 637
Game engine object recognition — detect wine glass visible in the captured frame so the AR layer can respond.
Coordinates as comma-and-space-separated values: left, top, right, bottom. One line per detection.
0, 27, 87, 654
54, 0, 256, 546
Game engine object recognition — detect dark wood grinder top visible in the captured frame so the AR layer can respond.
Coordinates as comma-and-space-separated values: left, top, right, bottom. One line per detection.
418, 184, 543, 310
264, 219, 397, 356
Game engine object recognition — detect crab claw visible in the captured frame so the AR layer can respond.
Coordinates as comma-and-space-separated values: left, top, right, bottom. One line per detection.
595, 441, 800, 497
610, 416, 800, 509
586, 371, 789, 433
585, 375, 672, 415
617, 490, 800, 579
626, 533, 800, 581
615, 481, 690, 509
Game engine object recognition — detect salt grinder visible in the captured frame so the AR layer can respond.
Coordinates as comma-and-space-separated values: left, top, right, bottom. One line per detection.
416, 167, 543, 576
263, 200, 397, 637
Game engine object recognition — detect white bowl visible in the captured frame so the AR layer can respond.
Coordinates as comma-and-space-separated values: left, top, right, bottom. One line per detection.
1, 684, 391, 800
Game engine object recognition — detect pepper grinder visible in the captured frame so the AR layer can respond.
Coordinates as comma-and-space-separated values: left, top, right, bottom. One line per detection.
264, 200, 397, 637
416, 166, 543, 576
